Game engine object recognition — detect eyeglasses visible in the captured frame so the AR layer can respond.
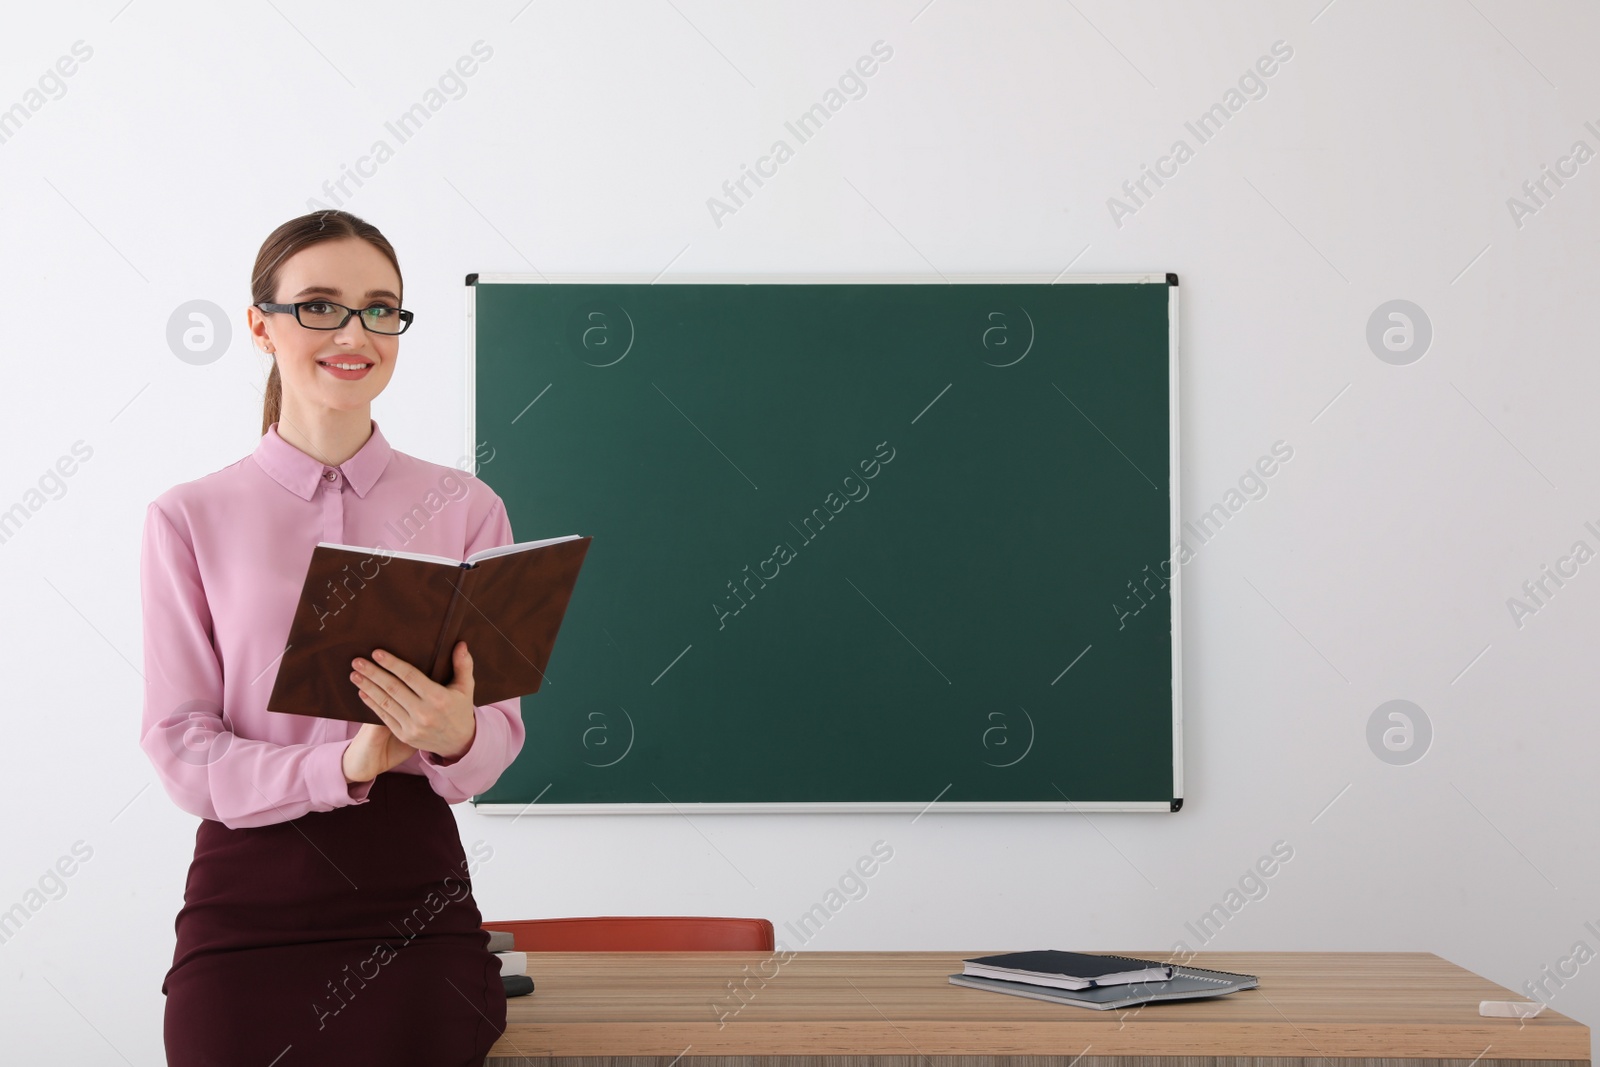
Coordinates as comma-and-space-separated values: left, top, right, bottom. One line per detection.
255, 300, 415, 335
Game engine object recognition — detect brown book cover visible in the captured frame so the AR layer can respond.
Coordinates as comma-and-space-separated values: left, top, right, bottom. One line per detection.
266, 534, 592, 724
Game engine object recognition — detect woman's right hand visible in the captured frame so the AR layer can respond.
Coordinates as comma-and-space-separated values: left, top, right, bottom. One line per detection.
342, 721, 417, 785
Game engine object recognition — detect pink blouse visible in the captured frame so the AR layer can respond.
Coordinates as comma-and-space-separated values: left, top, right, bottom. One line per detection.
139, 419, 524, 829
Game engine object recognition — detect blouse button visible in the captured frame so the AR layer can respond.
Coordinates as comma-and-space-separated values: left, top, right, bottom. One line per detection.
323, 469, 336, 481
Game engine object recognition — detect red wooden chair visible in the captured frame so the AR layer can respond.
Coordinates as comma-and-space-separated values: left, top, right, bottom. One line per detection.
482, 916, 774, 951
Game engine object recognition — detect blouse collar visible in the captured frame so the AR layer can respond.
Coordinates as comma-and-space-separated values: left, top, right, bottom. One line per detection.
252, 418, 394, 501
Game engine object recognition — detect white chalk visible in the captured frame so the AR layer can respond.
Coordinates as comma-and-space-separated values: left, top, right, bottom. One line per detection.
1479, 1000, 1546, 1019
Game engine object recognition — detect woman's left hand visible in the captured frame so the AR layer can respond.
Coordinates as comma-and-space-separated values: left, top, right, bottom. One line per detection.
350, 641, 478, 762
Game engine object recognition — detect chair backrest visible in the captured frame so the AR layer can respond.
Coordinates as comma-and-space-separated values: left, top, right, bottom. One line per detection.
483, 916, 775, 952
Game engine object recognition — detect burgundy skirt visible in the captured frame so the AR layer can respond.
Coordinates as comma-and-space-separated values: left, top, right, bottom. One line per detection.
162, 771, 505, 1066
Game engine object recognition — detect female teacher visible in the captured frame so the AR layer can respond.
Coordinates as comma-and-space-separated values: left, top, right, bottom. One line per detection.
140, 209, 519, 1066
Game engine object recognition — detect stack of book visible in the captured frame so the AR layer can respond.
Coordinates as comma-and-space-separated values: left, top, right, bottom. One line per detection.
948, 950, 1257, 1010
486, 929, 534, 998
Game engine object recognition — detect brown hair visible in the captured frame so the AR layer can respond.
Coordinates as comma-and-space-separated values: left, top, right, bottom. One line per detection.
252, 209, 403, 436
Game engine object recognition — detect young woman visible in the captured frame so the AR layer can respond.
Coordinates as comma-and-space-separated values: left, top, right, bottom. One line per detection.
140, 209, 519, 1065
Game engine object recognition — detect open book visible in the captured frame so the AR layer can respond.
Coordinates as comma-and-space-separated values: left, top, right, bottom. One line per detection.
266, 534, 592, 724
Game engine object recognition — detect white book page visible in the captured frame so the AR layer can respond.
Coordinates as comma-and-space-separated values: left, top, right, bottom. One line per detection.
317, 534, 582, 568
466, 533, 582, 565
316, 541, 462, 567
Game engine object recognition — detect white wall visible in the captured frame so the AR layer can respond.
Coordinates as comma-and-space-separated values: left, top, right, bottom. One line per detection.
3, 1, 1597, 1062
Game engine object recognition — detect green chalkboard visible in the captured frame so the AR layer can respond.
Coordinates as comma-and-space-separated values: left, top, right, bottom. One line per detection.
465, 274, 1180, 813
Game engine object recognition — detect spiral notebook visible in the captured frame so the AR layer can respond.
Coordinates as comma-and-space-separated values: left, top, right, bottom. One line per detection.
948, 961, 1257, 1010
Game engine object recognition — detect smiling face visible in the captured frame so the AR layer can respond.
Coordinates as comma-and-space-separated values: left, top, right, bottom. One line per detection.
248, 236, 403, 420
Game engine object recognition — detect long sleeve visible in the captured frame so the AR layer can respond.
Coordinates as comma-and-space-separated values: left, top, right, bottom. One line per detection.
138, 502, 375, 828
417, 495, 526, 803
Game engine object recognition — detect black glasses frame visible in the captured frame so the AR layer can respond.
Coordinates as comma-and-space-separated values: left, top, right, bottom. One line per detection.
255, 300, 415, 335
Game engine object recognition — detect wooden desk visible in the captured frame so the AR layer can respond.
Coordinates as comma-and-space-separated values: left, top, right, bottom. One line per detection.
485, 951, 1589, 1067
